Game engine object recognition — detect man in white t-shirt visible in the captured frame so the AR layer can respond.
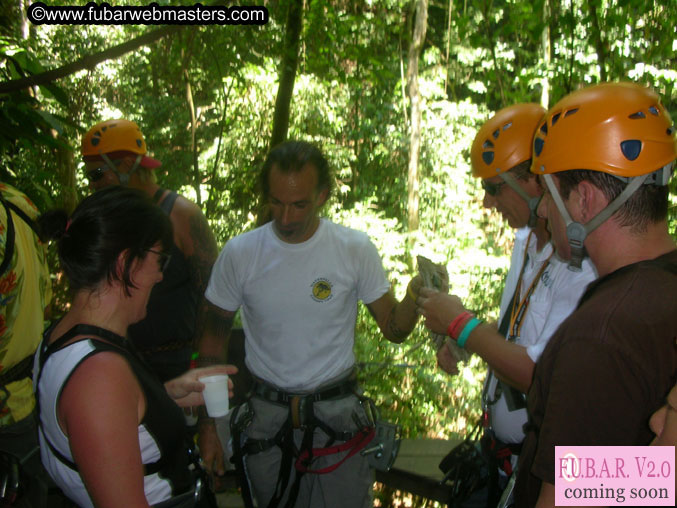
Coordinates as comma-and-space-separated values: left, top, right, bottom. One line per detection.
418, 104, 597, 506
196, 140, 421, 507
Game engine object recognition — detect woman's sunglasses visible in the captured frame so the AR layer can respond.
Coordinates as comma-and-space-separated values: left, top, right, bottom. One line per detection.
145, 249, 172, 272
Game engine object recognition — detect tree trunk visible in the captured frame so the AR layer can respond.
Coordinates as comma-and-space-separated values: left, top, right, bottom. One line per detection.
565, 0, 576, 92
588, 0, 608, 82
483, 3, 505, 105
0, 25, 183, 94
55, 136, 78, 213
444, 0, 453, 95
184, 70, 201, 207
19, 0, 29, 39
269, 0, 304, 149
406, 0, 428, 232
540, 0, 551, 108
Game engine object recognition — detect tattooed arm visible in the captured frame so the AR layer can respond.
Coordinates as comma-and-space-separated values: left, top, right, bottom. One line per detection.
170, 195, 220, 349
168, 196, 234, 477
197, 302, 236, 366
196, 302, 236, 478
365, 278, 420, 344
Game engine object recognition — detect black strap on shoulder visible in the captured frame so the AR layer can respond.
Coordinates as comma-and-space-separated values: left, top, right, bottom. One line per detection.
0, 354, 35, 387
0, 196, 42, 277
152, 187, 165, 203
0, 198, 33, 277
0, 196, 41, 238
36, 323, 165, 476
491, 280, 527, 412
0, 197, 17, 277
497, 282, 517, 338
38, 324, 127, 370
152, 188, 179, 216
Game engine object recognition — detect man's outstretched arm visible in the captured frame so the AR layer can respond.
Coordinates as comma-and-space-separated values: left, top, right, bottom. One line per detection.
366, 277, 421, 344
196, 302, 236, 477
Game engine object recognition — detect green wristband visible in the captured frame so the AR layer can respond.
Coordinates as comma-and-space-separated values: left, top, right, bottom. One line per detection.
456, 317, 482, 348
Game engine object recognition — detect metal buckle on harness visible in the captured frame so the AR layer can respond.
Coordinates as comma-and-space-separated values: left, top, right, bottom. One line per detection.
357, 396, 400, 471
193, 476, 202, 504
361, 420, 401, 472
230, 401, 253, 432
290, 395, 309, 429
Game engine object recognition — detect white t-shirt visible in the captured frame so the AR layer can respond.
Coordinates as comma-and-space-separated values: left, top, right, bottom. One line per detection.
488, 227, 597, 443
205, 219, 391, 392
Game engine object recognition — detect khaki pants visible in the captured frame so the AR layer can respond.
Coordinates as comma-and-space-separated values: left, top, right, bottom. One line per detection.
243, 393, 374, 508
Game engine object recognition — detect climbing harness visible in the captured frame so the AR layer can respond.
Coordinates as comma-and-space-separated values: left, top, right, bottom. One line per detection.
34, 323, 208, 507
230, 376, 398, 508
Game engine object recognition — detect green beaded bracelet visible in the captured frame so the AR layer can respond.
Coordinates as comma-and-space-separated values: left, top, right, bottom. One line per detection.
456, 317, 482, 348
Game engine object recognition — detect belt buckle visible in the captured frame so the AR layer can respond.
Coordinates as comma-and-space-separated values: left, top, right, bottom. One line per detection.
290, 395, 307, 429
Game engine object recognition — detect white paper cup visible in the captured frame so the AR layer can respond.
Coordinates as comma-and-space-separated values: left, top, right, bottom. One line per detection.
199, 374, 229, 417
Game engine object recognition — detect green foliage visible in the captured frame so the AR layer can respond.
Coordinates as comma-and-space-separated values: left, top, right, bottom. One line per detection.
325, 90, 508, 441
0, 38, 72, 211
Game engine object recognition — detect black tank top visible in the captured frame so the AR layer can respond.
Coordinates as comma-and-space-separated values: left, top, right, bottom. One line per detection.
36, 323, 193, 498
128, 190, 199, 365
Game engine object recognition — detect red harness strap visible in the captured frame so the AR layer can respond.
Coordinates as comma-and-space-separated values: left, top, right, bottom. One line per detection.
295, 427, 375, 474
495, 446, 514, 475
485, 433, 517, 476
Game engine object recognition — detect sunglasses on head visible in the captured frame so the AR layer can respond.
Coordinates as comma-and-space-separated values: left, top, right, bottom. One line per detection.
481, 179, 507, 196
86, 159, 122, 183
145, 249, 172, 272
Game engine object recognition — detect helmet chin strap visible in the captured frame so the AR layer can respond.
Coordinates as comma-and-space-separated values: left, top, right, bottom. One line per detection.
500, 172, 542, 228
542, 172, 652, 271
101, 153, 142, 186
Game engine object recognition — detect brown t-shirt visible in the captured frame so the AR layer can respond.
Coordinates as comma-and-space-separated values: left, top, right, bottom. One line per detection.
667, 384, 677, 410
514, 250, 677, 507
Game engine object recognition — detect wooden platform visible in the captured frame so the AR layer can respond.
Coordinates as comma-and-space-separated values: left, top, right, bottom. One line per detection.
375, 438, 462, 505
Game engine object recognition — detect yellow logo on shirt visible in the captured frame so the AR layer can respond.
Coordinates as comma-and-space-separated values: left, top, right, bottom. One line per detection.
311, 279, 333, 302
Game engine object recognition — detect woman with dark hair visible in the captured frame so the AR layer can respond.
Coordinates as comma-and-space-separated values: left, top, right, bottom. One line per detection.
33, 186, 235, 508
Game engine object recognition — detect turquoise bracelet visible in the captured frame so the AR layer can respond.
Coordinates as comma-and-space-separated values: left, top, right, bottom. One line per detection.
456, 317, 482, 348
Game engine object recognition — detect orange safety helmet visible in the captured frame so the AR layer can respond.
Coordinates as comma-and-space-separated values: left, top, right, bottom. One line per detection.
532, 82, 676, 178
471, 103, 546, 179
81, 119, 160, 168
